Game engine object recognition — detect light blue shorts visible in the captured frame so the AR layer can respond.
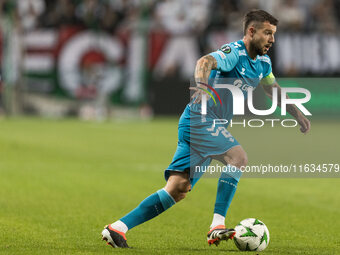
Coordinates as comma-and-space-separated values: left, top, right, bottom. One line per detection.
165, 108, 239, 188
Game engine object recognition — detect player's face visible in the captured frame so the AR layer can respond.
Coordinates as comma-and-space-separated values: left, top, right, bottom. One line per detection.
251, 22, 277, 56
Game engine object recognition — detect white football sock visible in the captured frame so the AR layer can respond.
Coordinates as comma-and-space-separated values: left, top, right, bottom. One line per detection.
210, 213, 225, 229
110, 220, 128, 234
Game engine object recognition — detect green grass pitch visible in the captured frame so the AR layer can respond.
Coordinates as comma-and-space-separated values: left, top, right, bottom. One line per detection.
0, 117, 339, 254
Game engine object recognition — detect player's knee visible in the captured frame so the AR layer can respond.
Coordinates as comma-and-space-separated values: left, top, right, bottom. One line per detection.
240, 153, 248, 167
167, 189, 188, 202
165, 175, 191, 202
172, 179, 191, 202
228, 153, 248, 169
174, 191, 187, 202
237, 154, 248, 168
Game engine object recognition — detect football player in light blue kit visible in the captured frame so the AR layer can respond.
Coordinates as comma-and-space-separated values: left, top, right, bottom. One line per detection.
101, 10, 311, 248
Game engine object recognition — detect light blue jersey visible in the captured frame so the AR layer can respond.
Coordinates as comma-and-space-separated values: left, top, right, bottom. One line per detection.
166, 40, 275, 186
187, 39, 274, 122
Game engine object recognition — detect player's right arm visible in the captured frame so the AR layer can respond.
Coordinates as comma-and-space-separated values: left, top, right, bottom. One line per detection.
190, 55, 217, 103
191, 44, 239, 103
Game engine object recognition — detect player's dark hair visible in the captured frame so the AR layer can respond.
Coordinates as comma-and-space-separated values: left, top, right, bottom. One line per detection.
243, 10, 278, 35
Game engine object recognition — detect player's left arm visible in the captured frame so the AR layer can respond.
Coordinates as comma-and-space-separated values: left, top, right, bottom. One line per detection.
261, 73, 311, 134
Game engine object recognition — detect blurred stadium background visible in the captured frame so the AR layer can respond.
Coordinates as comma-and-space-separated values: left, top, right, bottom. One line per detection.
0, 0, 340, 119
0, 1, 339, 254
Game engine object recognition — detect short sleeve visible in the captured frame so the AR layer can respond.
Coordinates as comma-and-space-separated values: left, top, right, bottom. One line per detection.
209, 44, 239, 72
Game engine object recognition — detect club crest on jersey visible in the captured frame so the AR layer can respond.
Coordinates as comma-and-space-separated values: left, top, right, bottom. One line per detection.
220, 45, 231, 54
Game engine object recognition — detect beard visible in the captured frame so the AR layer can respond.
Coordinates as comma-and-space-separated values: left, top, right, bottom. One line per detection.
250, 40, 265, 56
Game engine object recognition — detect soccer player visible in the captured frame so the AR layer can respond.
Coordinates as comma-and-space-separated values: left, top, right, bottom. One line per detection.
101, 10, 311, 248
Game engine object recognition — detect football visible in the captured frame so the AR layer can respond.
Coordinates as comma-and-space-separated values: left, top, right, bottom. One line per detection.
234, 218, 270, 251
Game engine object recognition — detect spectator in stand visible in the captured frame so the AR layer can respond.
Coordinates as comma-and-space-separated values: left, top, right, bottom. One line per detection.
75, 0, 104, 29
239, 0, 279, 14
310, 0, 338, 33
106, 0, 132, 31
17, 0, 45, 31
208, 0, 240, 30
274, 0, 306, 32
205, 0, 242, 51
108, 0, 134, 13
100, 2, 122, 33
334, 0, 340, 26
41, 0, 80, 27
153, 0, 209, 79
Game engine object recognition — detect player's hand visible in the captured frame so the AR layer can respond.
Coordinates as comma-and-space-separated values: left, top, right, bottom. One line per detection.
296, 115, 311, 134
189, 83, 210, 104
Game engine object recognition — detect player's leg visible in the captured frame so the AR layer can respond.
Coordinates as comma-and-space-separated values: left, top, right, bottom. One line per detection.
102, 109, 204, 248
118, 171, 190, 228
212, 145, 247, 227
164, 171, 191, 201
207, 145, 247, 246
102, 171, 192, 248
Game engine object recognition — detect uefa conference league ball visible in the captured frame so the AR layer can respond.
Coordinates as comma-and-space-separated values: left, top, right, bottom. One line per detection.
234, 218, 270, 252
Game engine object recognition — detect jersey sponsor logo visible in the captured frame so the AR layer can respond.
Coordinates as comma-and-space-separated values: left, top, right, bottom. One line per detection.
258, 56, 271, 64
233, 79, 253, 92
220, 45, 231, 54
217, 50, 226, 59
